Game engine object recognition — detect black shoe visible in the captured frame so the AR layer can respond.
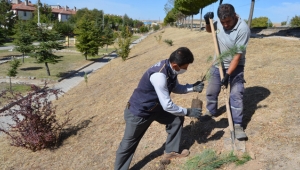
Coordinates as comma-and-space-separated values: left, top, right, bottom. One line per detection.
199, 112, 213, 122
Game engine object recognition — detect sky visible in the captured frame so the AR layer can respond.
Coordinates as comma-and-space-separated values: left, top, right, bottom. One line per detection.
38, 0, 300, 23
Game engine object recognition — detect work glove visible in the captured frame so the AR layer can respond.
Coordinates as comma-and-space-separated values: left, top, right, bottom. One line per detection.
204, 12, 214, 25
221, 73, 230, 88
186, 108, 202, 119
193, 81, 204, 93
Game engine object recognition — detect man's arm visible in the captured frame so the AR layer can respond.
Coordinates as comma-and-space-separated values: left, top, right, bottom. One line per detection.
227, 54, 241, 75
150, 73, 187, 116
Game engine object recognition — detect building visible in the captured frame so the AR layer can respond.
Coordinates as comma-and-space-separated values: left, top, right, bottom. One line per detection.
50, 5, 76, 22
10, 0, 76, 22
11, 0, 35, 20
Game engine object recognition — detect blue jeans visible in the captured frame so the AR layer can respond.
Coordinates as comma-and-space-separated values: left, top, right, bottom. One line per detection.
206, 66, 245, 124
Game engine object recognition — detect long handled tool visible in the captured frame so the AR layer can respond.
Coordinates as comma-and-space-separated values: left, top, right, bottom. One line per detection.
209, 18, 235, 148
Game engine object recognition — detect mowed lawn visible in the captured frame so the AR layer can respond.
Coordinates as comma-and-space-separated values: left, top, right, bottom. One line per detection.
0, 48, 115, 81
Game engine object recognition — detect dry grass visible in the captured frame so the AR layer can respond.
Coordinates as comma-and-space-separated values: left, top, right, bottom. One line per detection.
0, 27, 300, 170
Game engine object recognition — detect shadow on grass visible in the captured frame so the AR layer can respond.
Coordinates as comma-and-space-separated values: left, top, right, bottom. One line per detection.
56, 116, 97, 147
20, 67, 43, 71
130, 118, 228, 170
130, 86, 271, 169
243, 86, 271, 129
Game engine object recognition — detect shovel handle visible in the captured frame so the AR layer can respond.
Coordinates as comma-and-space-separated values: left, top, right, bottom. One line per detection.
209, 18, 235, 133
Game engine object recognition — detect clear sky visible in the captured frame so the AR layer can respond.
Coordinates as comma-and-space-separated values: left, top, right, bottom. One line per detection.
39, 0, 300, 23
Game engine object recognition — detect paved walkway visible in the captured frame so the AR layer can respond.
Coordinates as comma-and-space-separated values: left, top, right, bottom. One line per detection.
0, 34, 149, 132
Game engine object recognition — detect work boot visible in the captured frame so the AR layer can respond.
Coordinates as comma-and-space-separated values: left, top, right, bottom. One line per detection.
199, 111, 213, 122
163, 149, 190, 160
234, 124, 248, 140
161, 149, 190, 165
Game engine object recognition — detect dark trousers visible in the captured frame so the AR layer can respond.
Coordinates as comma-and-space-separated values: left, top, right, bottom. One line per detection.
206, 66, 245, 124
114, 108, 184, 170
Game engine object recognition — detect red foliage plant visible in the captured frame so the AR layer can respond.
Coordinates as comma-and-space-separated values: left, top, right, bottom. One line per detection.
0, 84, 71, 151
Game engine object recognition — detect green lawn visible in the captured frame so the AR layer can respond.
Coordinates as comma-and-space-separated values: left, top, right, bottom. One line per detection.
0, 49, 113, 81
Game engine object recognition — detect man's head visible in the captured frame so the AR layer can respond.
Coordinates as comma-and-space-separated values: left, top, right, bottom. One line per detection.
217, 4, 238, 30
169, 47, 194, 73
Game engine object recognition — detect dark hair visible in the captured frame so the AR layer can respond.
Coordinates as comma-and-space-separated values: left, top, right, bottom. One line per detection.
217, 4, 235, 20
169, 47, 194, 66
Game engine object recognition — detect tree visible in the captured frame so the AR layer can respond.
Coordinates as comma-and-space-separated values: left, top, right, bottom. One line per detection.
32, 2, 55, 24
116, 26, 132, 61
0, 27, 5, 45
248, 0, 255, 27
52, 21, 74, 47
251, 17, 273, 28
102, 25, 115, 52
75, 19, 103, 60
13, 21, 35, 63
175, 0, 218, 30
290, 15, 300, 27
0, 0, 17, 40
31, 26, 65, 76
164, 0, 175, 14
7, 59, 21, 91
281, 21, 287, 26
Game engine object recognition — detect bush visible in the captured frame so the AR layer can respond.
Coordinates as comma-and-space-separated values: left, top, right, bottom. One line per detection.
0, 84, 71, 151
290, 15, 300, 27
164, 39, 173, 46
116, 26, 132, 61
153, 25, 160, 31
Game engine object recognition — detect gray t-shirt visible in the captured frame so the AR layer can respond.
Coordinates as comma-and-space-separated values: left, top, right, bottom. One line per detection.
213, 17, 250, 68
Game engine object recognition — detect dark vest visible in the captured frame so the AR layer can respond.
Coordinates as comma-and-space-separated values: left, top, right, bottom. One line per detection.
128, 59, 177, 118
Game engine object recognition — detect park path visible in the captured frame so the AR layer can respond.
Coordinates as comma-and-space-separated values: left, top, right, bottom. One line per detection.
0, 34, 149, 131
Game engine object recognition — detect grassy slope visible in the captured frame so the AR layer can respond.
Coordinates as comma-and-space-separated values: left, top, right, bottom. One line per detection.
0, 28, 299, 170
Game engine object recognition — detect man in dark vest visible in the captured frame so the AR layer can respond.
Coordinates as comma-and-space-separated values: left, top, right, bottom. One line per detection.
114, 47, 204, 170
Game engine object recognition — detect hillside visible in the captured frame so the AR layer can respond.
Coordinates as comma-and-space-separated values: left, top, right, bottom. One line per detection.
1, 27, 300, 170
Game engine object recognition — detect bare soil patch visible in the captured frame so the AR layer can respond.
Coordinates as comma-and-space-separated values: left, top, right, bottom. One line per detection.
1, 27, 300, 170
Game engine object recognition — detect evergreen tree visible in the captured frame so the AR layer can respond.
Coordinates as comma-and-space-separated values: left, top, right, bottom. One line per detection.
13, 21, 36, 63
103, 25, 115, 52
0, 0, 17, 41
75, 19, 103, 60
31, 25, 65, 76
7, 59, 21, 91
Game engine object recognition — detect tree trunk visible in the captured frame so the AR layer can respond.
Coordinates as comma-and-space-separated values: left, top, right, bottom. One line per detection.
199, 8, 203, 31
67, 35, 70, 48
22, 53, 25, 63
9, 77, 12, 91
106, 44, 108, 52
85, 54, 87, 60
45, 62, 51, 76
191, 15, 194, 31
248, 0, 255, 28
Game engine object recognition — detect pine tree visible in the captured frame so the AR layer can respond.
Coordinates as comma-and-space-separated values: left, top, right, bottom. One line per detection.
31, 25, 65, 76
13, 21, 36, 63
7, 59, 21, 91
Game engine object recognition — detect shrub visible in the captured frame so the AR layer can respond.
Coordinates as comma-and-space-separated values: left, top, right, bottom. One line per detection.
154, 34, 162, 43
0, 83, 71, 151
164, 39, 173, 46
116, 26, 132, 61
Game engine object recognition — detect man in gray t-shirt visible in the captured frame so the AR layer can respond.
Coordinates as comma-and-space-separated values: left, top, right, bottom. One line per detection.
201, 4, 250, 140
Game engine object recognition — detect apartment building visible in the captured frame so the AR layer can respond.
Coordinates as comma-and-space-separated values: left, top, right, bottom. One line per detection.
10, 0, 76, 22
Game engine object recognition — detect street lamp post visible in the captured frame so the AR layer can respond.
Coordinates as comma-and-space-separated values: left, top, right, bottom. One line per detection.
37, 1, 40, 26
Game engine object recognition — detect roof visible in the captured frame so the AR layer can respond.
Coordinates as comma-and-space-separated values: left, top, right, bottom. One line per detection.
11, 2, 76, 15
12, 2, 36, 11
51, 7, 76, 15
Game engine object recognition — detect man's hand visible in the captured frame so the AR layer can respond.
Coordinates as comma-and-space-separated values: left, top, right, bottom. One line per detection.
221, 73, 230, 88
193, 81, 204, 93
204, 12, 214, 25
186, 108, 202, 119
